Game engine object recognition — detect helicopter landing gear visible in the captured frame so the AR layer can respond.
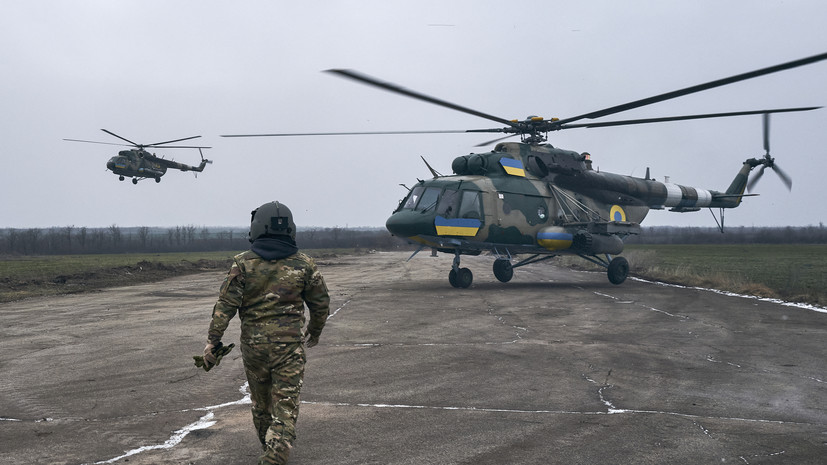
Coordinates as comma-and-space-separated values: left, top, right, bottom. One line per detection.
448, 251, 473, 288
155, 177, 161, 183
493, 258, 513, 283
132, 178, 138, 185
119, 176, 125, 181
607, 256, 629, 285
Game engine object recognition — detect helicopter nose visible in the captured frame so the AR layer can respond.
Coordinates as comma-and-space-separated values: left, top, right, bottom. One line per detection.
385, 210, 435, 238
106, 160, 116, 170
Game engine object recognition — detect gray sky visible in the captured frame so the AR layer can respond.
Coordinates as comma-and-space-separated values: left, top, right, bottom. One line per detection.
2, 0, 826, 230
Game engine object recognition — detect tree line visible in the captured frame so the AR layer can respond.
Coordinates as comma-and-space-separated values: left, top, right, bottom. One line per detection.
626, 224, 827, 245
1, 223, 825, 256
0, 225, 408, 255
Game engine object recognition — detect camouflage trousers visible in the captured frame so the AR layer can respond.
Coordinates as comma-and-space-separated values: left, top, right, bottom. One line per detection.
240, 342, 306, 465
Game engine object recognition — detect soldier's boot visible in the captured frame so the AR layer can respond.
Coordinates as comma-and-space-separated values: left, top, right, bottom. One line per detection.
258, 443, 291, 465
258, 426, 294, 465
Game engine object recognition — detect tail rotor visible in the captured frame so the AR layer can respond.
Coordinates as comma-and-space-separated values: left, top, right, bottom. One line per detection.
747, 113, 792, 192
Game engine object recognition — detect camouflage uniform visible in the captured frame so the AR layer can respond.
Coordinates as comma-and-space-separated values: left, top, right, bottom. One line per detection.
208, 243, 329, 465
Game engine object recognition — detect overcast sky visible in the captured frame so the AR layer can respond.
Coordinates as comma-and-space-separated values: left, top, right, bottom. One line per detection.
2, 0, 826, 230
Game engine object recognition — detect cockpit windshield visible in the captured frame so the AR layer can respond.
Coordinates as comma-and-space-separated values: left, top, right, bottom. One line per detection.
402, 186, 424, 210
400, 185, 483, 220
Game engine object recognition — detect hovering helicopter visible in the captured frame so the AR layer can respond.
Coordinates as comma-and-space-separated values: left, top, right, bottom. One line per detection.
222, 52, 827, 287
65, 129, 212, 184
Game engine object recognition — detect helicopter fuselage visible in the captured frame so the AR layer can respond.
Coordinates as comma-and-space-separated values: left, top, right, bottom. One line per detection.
105, 148, 211, 183
385, 142, 750, 257
106, 150, 168, 180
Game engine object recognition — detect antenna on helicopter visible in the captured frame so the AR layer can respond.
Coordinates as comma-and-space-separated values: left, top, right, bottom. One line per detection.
421, 156, 442, 178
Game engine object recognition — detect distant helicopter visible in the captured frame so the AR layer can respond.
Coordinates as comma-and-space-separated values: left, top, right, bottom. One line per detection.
222, 52, 826, 287
65, 129, 212, 184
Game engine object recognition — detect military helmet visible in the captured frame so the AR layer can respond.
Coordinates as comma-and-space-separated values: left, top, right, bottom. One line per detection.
248, 201, 296, 242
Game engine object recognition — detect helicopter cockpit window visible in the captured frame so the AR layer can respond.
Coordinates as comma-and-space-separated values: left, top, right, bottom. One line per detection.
436, 188, 460, 217
458, 190, 483, 220
415, 187, 441, 212
402, 186, 424, 210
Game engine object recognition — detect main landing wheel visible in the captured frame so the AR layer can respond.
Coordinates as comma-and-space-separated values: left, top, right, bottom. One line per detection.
493, 258, 513, 282
449, 267, 473, 288
132, 178, 138, 185
607, 256, 629, 285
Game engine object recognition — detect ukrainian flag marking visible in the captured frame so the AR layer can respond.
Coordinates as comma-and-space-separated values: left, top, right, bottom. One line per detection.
499, 157, 525, 177
434, 216, 481, 236
536, 231, 573, 250
610, 205, 627, 222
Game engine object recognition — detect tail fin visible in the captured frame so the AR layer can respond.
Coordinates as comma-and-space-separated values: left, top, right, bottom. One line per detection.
194, 148, 213, 172
711, 159, 761, 208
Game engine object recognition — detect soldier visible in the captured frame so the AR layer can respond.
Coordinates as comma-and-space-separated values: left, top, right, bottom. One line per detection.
202, 201, 330, 465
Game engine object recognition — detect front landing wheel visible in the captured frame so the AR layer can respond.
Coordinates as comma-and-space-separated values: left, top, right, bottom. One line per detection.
607, 256, 629, 285
449, 267, 473, 288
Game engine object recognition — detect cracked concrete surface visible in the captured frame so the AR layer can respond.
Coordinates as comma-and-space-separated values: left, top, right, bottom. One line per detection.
1, 251, 825, 464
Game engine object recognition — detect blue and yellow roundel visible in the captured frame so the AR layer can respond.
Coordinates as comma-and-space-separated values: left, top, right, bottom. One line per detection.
609, 205, 626, 222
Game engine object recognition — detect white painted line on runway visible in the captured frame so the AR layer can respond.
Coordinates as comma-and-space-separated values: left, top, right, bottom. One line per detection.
89, 383, 252, 465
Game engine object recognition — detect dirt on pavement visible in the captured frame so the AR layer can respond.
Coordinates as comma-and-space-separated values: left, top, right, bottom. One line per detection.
1, 251, 825, 464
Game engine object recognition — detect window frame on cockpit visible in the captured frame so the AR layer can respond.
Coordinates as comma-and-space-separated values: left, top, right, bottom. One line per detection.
416, 187, 441, 212
458, 190, 483, 220
402, 186, 425, 210
436, 188, 460, 217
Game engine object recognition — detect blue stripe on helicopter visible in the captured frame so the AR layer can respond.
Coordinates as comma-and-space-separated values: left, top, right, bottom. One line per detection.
537, 231, 573, 241
434, 216, 482, 236
499, 157, 525, 177
536, 231, 574, 250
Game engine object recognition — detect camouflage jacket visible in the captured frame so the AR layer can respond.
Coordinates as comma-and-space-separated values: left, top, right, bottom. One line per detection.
208, 249, 330, 345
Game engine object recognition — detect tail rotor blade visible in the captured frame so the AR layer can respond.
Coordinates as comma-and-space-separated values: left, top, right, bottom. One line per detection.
773, 163, 793, 190
747, 165, 765, 192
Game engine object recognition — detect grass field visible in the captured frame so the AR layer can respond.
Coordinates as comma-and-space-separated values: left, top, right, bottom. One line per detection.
621, 244, 827, 307
0, 249, 355, 303
1, 245, 825, 307
0, 251, 239, 302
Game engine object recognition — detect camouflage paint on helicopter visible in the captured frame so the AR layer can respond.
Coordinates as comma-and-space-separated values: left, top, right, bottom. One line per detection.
386, 140, 757, 285
65, 129, 212, 184
106, 148, 212, 183
222, 52, 827, 288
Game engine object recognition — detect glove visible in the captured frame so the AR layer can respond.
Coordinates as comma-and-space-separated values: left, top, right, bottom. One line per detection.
193, 341, 235, 372
304, 334, 320, 348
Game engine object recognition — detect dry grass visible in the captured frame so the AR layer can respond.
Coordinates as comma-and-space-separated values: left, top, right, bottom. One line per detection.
562, 245, 826, 307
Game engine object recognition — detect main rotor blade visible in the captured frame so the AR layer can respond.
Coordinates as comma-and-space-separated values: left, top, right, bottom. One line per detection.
222, 129, 484, 137
557, 107, 821, 129
101, 129, 140, 146
146, 135, 202, 147
555, 51, 827, 126
64, 138, 131, 147
474, 134, 518, 147
325, 69, 517, 127
151, 145, 212, 149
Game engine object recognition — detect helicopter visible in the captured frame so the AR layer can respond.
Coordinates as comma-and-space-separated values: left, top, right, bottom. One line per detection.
222, 51, 827, 288
65, 129, 212, 184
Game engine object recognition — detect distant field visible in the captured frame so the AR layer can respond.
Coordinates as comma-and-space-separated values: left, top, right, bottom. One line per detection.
1, 245, 825, 307
0, 251, 239, 302
621, 244, 827, 307
0, 249, 349, 302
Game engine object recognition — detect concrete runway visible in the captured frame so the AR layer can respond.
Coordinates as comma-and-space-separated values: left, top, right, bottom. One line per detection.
1, 251, 825, 464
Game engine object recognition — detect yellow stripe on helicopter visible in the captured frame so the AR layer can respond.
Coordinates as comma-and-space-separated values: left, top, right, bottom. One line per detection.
434, 216, 481, 236
610, 205, 627, 222
499, 157, 526, 177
